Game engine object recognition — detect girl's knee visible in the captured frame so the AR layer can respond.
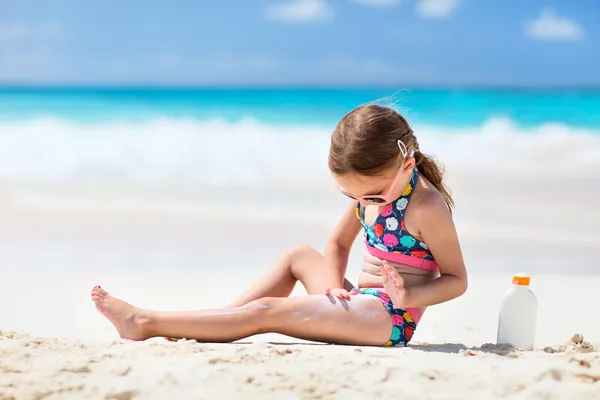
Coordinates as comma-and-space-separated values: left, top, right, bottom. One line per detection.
237, 297, 281, 335
285, 245, 319, 263
243, 297, 281, 312
242, 297, 281, 325
277, 245, 324, 285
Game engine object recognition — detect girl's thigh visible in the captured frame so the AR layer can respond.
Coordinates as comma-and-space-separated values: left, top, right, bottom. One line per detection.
264, 293, 393, 346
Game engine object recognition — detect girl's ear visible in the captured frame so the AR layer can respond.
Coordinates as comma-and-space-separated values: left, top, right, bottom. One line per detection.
403, 156, 416, 173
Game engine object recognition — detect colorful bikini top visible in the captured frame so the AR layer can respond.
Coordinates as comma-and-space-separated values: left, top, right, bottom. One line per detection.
356, 168, 439, 272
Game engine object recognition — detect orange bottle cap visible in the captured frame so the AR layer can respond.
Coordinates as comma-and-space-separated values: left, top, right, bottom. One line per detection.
512, 273, 530, 286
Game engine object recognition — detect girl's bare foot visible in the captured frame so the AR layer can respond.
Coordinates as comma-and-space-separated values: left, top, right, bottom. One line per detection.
91, 286, 153, 341
380, 261, 407, 308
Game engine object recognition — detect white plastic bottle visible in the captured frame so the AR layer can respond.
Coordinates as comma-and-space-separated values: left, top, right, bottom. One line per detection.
496, 273, 537, 350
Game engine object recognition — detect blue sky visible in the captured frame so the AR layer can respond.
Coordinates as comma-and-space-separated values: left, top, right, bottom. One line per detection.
0, 0, 598, 86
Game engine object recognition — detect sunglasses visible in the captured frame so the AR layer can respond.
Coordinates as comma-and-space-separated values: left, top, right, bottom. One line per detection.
339, 171, 402, 204
340, 189, 390, 204
338, 139, 414, 204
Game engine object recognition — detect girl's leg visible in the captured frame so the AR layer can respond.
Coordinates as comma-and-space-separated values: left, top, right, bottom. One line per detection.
228, 245, 354, 307
165, 245, 354, 342
92, 286, 393, 346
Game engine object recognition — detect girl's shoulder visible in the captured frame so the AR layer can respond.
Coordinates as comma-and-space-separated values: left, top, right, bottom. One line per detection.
414, 173, 447, 205
406, 175, 453, 230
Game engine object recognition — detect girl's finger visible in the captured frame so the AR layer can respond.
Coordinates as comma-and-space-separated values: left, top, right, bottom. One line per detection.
381, 265, 389, 282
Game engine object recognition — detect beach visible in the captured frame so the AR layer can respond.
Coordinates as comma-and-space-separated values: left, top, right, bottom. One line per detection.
1, 171, 599, 399
1, 331, 599, 400
1, 269, 600, 399
1, 88, 599, 398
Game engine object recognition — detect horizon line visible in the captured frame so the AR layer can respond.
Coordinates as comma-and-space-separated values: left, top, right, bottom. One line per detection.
1, 82, 600, 92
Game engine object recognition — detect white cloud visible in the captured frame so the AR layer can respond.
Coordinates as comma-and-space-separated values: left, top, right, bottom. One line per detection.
265, 0, 333, 23
352, 0, 401, 7
416, 0, 459, 19
525, 8, 584, 41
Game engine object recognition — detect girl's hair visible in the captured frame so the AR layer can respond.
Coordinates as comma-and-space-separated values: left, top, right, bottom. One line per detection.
328, 104, 454, 211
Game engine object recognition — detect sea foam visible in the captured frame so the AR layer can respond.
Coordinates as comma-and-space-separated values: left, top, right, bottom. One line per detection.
1, 116, 599, 187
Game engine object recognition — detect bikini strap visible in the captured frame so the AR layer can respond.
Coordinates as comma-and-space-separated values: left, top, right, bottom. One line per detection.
355, 201, 365, 221
402, 168, 419, 201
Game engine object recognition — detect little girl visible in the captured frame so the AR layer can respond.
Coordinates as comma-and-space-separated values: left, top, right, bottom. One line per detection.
91, 104, 468, 347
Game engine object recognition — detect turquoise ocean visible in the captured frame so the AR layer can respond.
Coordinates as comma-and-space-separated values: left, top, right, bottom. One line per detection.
1, 87, 599, 187
1, 87, 599, 274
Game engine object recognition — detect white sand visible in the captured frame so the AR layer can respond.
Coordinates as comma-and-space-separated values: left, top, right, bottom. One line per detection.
1, 270, 599, 399
1, 332, 599, 400
1, 171, 599, 399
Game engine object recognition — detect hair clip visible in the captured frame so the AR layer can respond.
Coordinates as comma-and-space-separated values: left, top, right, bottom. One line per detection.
397, 139, 414, 158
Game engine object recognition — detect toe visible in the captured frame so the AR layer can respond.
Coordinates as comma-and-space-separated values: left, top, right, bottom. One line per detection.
91, 294, 102, 303
91, 286, 109, 297
97, 287, 109, 296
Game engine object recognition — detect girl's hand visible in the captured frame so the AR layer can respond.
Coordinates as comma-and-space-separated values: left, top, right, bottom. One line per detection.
380, 260, 407, 308
324, 287, 358, 300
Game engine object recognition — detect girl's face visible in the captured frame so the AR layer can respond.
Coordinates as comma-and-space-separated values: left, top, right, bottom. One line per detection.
335, 158, 416, 207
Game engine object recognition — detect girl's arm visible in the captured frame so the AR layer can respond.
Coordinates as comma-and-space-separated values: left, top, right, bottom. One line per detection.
401, 196, 468, 308
322, 200, 362, 288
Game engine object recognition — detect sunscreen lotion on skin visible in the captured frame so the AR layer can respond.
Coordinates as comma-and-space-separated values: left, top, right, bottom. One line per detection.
496, 273, 537, 350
